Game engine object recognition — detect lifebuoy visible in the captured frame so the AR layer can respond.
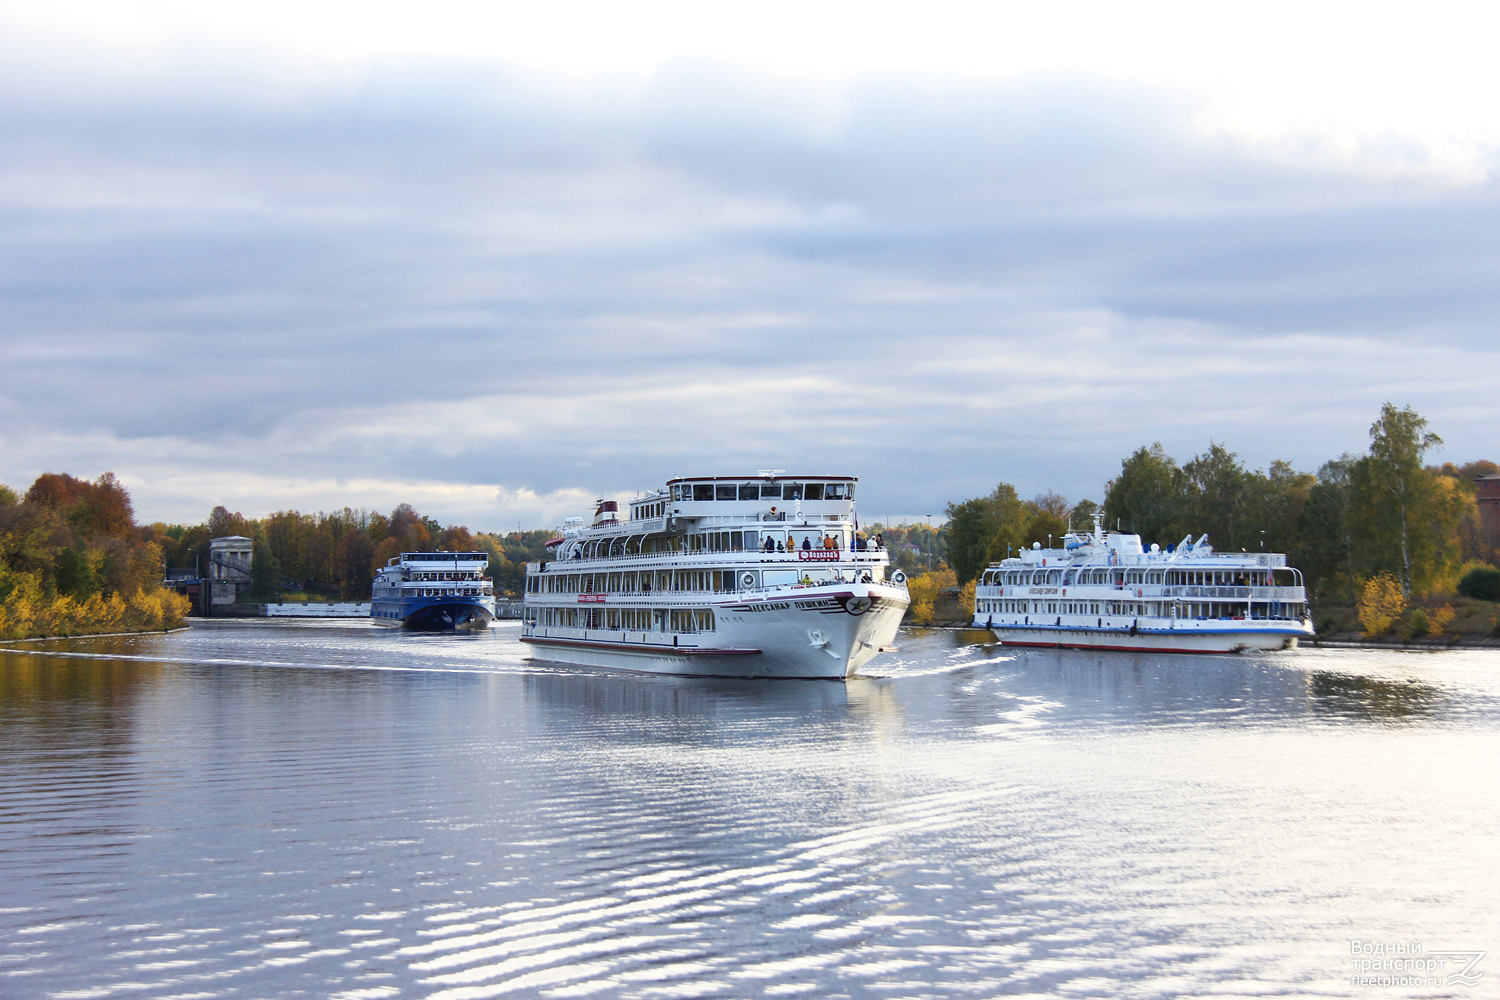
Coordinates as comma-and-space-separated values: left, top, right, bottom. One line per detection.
1136, 588, 1143, 598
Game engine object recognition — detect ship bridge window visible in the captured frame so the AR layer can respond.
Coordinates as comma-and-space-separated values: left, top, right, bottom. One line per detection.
761, 483, 783, 499
803, 483, 824, 500
716, 484, 737, 500
694, 484, 714, 501
825, 482, 853, 500
739, 484, 759, 500
783, 483, 802, 500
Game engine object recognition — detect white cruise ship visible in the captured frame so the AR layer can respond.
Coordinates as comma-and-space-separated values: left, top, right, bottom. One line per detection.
972, 512, 1314, 653
521, 474, 909, 679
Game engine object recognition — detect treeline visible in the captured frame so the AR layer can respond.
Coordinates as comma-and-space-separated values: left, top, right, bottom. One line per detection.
152, 504, 554, 600
860, 522, 944, 578
945, 404, 1495, 611
0, 473, 191, 639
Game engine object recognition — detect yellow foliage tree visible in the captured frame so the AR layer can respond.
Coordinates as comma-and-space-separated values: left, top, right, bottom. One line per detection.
905, 568, 956, 625
1357, 572, 1407, 637
1427, 604, 1455, 637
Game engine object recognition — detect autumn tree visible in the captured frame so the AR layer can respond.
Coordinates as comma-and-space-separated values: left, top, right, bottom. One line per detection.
0, 472, 188, 638
1357, 572, 1406, 636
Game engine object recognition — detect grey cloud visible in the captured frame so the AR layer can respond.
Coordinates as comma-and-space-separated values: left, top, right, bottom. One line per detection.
1, 47, 1496, 525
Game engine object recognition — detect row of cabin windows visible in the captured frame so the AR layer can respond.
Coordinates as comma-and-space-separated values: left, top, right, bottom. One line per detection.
527, 606, 715, 633
671, 482, 854, 502
986, 568, 1271, 586
528, 565, 869, 594
563, 528, 850, 560
403, 553, 488, 563
979, 599, 1303, 620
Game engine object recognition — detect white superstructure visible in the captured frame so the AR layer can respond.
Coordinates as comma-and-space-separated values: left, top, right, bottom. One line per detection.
972, 512, 1314, 653
521, 474, 909, 679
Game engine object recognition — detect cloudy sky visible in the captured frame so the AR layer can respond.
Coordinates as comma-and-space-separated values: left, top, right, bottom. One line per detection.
2, 1, 1497, 532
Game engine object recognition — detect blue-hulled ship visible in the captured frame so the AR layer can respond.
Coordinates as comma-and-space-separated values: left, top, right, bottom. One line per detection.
371, 551, 496, 629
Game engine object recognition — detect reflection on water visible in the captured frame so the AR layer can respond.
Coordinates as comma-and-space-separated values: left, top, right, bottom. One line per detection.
1, 623, 1498, 999
1305, 670, 1443, 721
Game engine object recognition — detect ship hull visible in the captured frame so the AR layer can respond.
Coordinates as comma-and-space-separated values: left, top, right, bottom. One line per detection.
975, 619, 1309, 654
523, 584, 907, 679
372, 596, 495, 630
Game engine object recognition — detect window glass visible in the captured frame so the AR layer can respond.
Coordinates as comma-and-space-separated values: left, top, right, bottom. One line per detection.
763, 569, 799, 587
761, 483, 783, 498
804, 483, 825, 500
739, 484, 758, 500
716, 484, 737, 500
693, 484, 713, 501
783, 483, 802, 500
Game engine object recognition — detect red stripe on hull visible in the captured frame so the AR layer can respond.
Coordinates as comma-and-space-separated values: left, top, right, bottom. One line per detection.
996, 638, 1238, 654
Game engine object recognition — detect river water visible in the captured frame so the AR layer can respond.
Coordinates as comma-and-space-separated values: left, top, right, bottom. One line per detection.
1, 620, 1497, 999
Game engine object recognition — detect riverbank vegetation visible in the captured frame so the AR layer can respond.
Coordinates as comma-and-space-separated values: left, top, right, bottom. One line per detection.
940, 404, 1499, 640
0, 474, 191, 639
150, 505, 554, 602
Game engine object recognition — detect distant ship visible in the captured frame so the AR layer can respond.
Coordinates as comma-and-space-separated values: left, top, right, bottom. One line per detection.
521, 474, 909, 678
972, 512, 1314, 653
370, 552, 496, 629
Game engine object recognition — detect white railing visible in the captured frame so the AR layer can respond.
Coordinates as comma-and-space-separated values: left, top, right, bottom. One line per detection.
528, 579, 899, 606
533, 548, 891, 571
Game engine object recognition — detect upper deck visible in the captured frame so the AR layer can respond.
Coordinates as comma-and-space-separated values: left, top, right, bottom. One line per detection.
540, 474, 877, 567
659, 475, 854, 522
578, 475, 861, 537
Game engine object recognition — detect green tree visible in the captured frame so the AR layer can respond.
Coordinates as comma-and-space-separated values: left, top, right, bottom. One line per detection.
1296, 456, 1357, 604
1180, 443, 1249, 548
1458, 566, 1500, 601
945, 484, 1027, 584
1349, 403, 1459, 596
1103, 443, 1186, 545
1022, 506, 1069, 551
250, 540, 281, 600
1068, 498, 1100, 532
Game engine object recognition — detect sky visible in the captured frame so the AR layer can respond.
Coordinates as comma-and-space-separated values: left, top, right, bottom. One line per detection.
2, 1, 1498, 532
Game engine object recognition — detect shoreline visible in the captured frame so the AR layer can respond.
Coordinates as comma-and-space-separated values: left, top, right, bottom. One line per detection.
907, 620, 1500, 652
0, 626, 192, 646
